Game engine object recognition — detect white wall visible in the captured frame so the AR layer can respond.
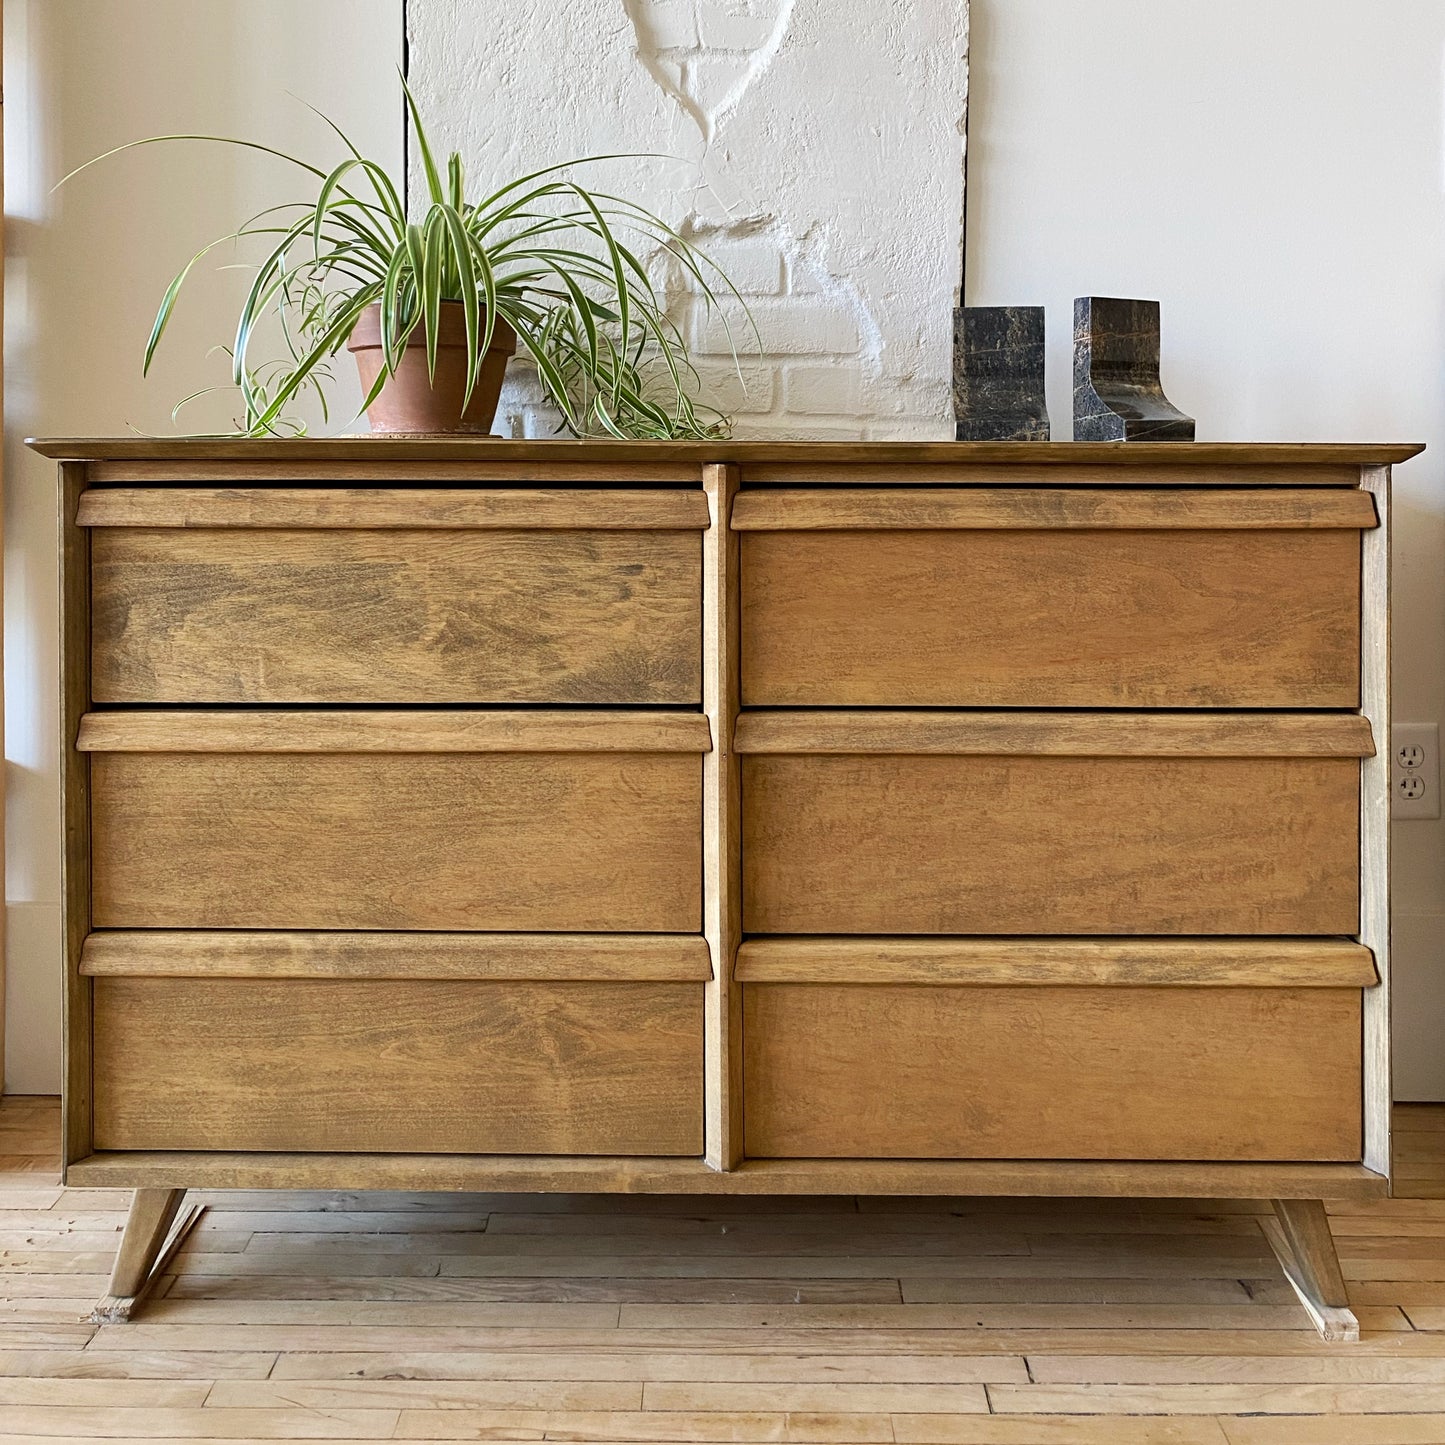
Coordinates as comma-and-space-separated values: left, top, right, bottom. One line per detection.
3, 0, 403, 1091
408, 0, 969, 439
966, 0, 1445, 1096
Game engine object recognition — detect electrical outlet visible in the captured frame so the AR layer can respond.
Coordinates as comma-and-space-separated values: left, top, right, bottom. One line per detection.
1393, 723, 1441, 819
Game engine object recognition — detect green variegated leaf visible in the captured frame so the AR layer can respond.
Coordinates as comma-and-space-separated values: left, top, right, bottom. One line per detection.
68, 84, 753, 437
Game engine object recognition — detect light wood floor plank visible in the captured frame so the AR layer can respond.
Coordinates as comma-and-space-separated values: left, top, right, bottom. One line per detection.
145, 1298, 625, 1327
1220, 1417, 1445, 1444
167, 1272, 906, 1303
265, 1349, 1029, 1382
611, 1302, 1412, 1331
0, 1378, 210, 1406
208, 1377, 645, 1409
390, 1409, 897, 1441
641, 1379, 991, 1411
71, 1323, 1445, 1355
225, 1226, 1034, 1257
990, 1381, 1445, 1413
436, 1252, 1283, 1279
7, 1097, 1445, 1442
893, 1421, 1231, 1444
901, 1277, 1264, 1304
0, 1406, 401, 1439
0, 1325, 95, 1348
0, 1349, 276, 1378
483, 1207, 1269, 1237
1028, 1353, 1445, 1383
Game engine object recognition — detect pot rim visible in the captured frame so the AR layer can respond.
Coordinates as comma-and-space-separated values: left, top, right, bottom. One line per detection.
346, 300, 517, 355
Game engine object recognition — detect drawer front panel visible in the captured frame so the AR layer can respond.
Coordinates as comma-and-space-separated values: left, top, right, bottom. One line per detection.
91, 750, 702, 931
89, 503, 703, 705
741, 752, 1360, 934
93, 976, 703, 1154
739, 509, 1364, 708
743, 981, 1362, 1160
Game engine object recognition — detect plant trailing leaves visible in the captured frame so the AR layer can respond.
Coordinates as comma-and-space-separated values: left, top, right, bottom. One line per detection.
60, 75, 752, 439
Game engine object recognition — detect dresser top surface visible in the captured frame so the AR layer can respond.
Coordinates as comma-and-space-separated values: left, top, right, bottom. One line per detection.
28, 438, 1426, 466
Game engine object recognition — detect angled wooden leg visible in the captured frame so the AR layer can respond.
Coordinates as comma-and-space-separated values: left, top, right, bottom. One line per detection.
91, 1188, 196, 1323
1263, 1198, 1358, 1342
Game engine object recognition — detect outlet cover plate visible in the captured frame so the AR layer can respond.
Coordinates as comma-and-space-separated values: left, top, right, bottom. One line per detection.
1393, 722, 1441, 820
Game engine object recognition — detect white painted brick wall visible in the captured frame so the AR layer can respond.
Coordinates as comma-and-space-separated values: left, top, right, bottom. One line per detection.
784, 362, 864, 415
691, 297, 861, 358
409, 1, 969, 439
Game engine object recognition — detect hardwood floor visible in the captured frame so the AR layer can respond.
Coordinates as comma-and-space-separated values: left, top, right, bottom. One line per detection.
6, 1096, 1445, 1441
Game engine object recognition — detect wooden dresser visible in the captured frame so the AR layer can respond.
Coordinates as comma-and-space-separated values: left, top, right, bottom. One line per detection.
33, 438, 1418, 1337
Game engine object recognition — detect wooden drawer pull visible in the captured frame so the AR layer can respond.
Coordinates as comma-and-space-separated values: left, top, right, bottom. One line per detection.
78, 710, 713, 755
731, 488, 1378, 531
82, 931, 713, 982
734, 711, 1374, 758
77, 487, 711, 530
735, 937, 1378, 988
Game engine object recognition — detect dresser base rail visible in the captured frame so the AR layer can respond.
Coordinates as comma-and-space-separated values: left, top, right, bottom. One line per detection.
66, 1152, 1389, 1201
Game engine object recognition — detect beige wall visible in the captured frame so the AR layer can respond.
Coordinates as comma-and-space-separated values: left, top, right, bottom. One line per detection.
967, 0, 1445, 1095
3, 0, 403, 1090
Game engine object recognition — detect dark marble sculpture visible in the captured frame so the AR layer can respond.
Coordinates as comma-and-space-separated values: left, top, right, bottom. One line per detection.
953, 306, 1050, 441
1072, 297, 1195, 442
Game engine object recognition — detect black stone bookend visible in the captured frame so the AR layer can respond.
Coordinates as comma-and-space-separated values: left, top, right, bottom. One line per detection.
1072, 297, 1195, 442
953, 306, 1050, 441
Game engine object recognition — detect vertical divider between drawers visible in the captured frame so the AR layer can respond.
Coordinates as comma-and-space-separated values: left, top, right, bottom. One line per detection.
702, 462, 744, 1169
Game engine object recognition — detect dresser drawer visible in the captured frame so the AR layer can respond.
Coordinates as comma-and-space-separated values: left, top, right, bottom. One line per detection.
738, 712, 1369, 935
735, 488, 1374, 707
85, 932, 709, 1155
82, 711, 707, 931
739, 938, 1373, 1160
80, 487, 707, 704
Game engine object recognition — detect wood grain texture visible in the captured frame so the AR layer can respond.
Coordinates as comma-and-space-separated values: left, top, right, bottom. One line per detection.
80, 932, 713, 982
741, 463, 1377, 488
59, 462, 92, 1171
77, 487, 710, 529
741, 527, 1363, 708
91, 978, 703, 1155
40, 439, 1398, 1259
106, 1189, 185, 1299
1271, 1199, 1352, 1308
1264, 1199, 1358, 1342
702, 464, 743, 1171
734, 710, 1374, 758
731, 487, 1378, 530
741, 753, 1360, 935
29, 436, 1426, 464
63, 1148, 1388, 1199
84, 460, 708, 483
743, 984, 1363, 1160
1361, 465, 1392, 1179
734, 938, 1379, 988
77, 709, 711, 754
91, 527, 702, 705
90, 751, 701, 931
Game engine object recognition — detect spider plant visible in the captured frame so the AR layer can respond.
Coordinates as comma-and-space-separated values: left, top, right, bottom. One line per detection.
64, 79, 749, 438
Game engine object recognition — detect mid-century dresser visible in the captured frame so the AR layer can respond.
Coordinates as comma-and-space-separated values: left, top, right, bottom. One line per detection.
34, 437, 1417, 1338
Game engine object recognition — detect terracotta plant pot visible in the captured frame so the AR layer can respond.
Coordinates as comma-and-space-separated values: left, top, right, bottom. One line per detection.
346, 301, 517, 435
